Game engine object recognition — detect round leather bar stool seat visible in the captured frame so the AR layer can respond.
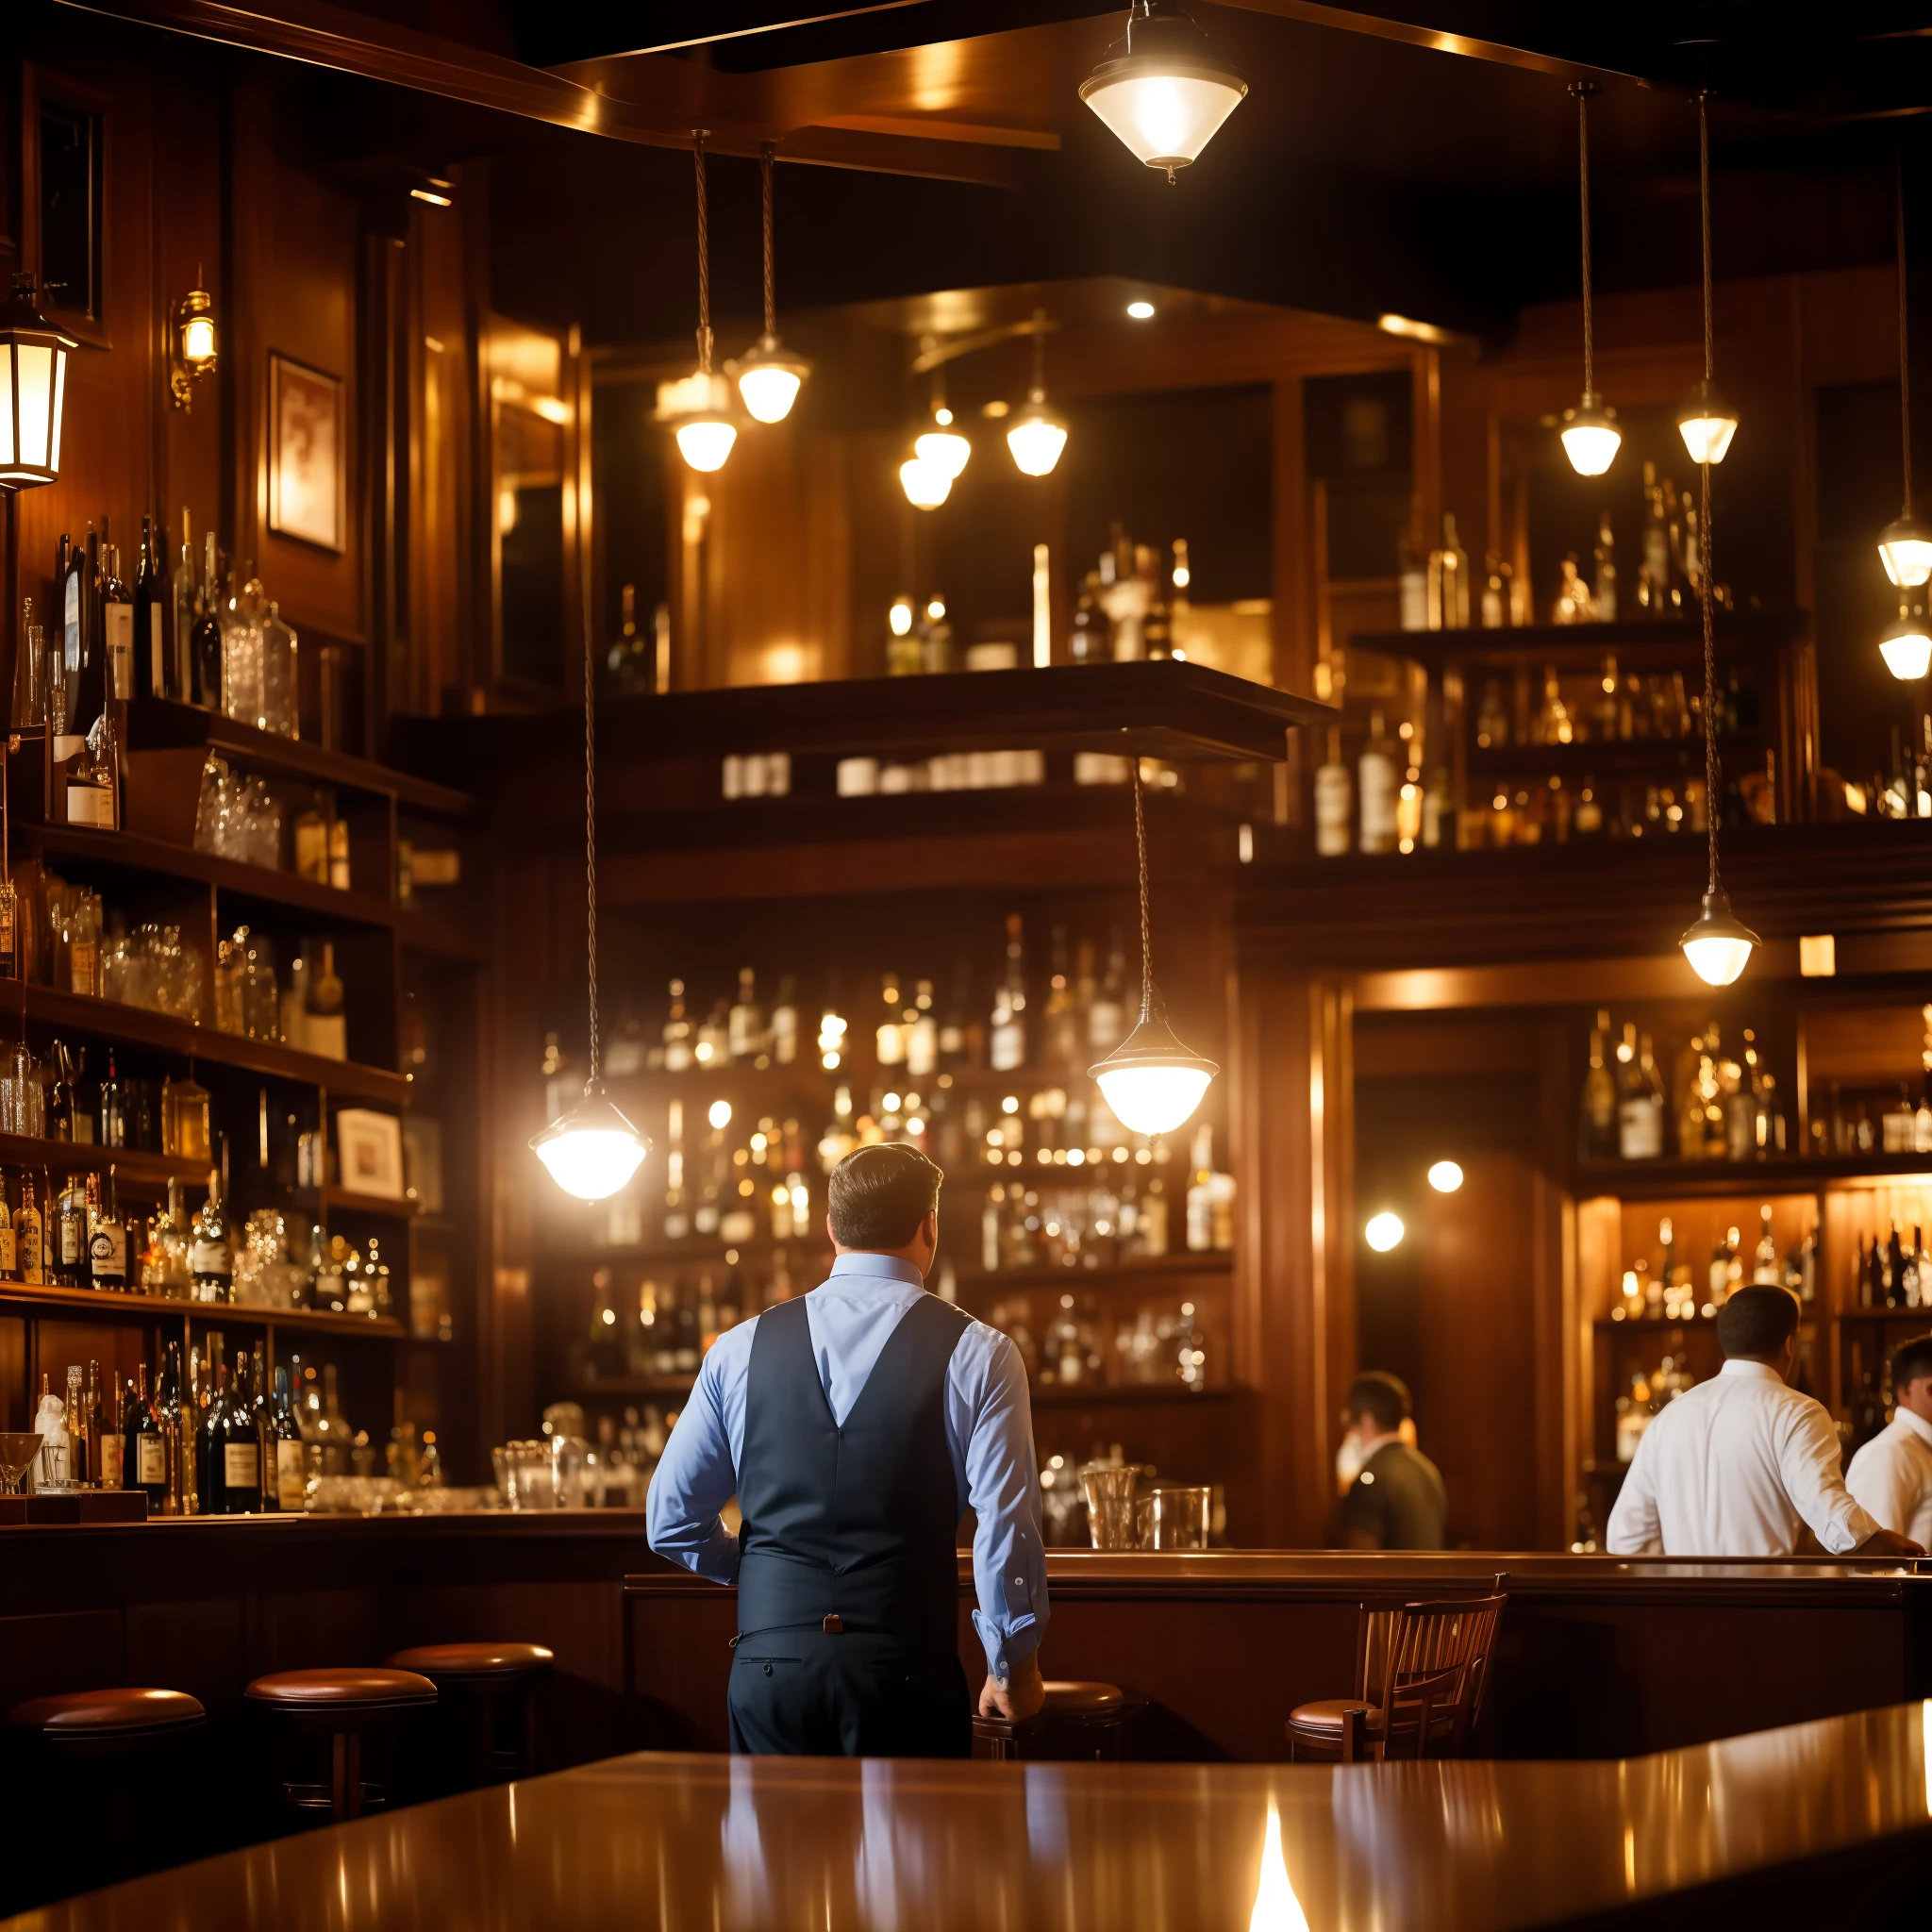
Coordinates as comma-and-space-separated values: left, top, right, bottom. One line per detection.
1286, 1699, 1382, 1761
245, 1669, 438, 1713
972, 1680, 1144, 1762
12, 1689, 205, 1740
385, 1643, 554, 1681
1041, 1682, 1124, 1716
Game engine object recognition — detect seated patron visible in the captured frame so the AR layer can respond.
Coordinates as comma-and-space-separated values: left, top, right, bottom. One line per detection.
1607, 1285, 1924, 1559
1846, 1335, 1932, 1549
1338, 1372, 1446, 1550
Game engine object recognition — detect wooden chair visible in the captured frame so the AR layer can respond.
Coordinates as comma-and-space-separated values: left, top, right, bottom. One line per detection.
1287, 1576, 1507, 1764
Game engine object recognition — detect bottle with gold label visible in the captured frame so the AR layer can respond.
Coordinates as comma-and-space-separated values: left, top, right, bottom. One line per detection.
1426, 513, 1470, 630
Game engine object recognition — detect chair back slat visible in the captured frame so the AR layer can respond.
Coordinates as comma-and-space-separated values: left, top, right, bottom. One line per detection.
1365, 1582, 1507, 1762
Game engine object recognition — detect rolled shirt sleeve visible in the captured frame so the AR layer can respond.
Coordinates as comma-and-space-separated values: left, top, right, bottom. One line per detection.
645, 1345, 742, 1584
953, 1327, 1050, 1683
1776, 1399, 1879, 1555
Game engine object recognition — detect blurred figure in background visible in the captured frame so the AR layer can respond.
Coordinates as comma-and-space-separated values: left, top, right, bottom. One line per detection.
1846, 1334, 1932, 1550
1337, 1372, 1446, 1551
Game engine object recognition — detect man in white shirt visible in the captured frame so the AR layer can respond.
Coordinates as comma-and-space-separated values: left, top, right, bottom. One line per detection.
1846, 1335, 1932, 1550
1607, 1285, 1923, 1559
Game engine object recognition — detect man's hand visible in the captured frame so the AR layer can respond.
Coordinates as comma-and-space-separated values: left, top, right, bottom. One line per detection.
978, 1651, 1045, 1722
1857, 1527, 1925, 1559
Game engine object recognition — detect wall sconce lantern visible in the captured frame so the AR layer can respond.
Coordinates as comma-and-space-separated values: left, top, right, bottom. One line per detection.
0, 274, 76, 489
170, 272, 218, 410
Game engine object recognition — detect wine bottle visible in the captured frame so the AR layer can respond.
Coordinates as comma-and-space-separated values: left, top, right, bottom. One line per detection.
191, 532, 223, 709
14, 1174, 44, 1285
127, 1361, 167, 1506
99, 1370, 125, 1489
172, 507, 197, 700
269, 1366, 306, 1513
102, 543, 134, 702
195, 1359, 229, 1514
135, 514, 168, 699
89, 1166, 126, 1290
225, 1350, 263, 1513
191, 1165, 233, 1303
53, 1174, 88, 1287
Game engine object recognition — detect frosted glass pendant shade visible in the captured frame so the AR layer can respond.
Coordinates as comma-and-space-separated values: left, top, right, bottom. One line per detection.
1878, 511, 1932, 589
0, 276, 75, 488
1560, 395, 1621, 476
1079, 3, 1247, 182
1677, 379, 1739, 466
531, 1083, 650, 1201
915, 422, 972, 479
1880, 606, 1932, 680
1679, 891, 1759, 988
733, 332, 810, 425
1007, 391, 1068, 476
1090, 1006, 1218, 1136
900, 456, 952, 508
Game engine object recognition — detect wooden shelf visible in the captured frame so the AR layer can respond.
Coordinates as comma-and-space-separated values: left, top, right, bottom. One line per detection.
950, 1254, 1233, 1292
1594, 1312, 1723, 1332
0, 981, 409, 1105
125, 699, 475, 818
1350, 611, 1801, 677
1571, 1155, 1932, 1200
0, 1133, 204, 1189
324, 1186, 421, 1221
1464, 735, 1756, 779
0, 1280, 403, 1335
541, 1238, 827, 1268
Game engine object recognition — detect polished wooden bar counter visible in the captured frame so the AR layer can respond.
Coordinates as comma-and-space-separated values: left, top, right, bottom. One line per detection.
12, 1704, 1932, 1932
628, 1550, 1932, 1762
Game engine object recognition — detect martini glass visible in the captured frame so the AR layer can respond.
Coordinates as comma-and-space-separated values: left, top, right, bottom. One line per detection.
0, 1432, 43, 1495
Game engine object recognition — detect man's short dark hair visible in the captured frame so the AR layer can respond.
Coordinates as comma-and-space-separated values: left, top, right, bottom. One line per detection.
827, 1142, 942, 1250
1718, 1284, 1801, 1360
1346, 1371, 1411, 1434
1890, 1335, 1932, 1391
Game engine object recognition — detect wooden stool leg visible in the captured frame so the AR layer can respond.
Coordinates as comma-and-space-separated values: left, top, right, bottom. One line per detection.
333, 1730, 365, 1823
1341, 1707, 1368, 1764
476, 1696, 496, 1789
522, 1682, 538, 1779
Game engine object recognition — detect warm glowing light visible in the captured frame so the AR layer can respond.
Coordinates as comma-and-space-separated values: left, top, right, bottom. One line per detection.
1376, 313, 1452, 345
1007, 392, 1068, 476
1095, 1062, 1213, 1137
1680, 891, 1759, 987
1248, 1800, 1310, 1932
675, 416, 738, 473
530, 1090, 650, 1201
410, 184, 454, 208
1560, 395, 1621, 476
1364, 1211, 1405, 1253
925, 599, 946, 622
1881, 606, 1932, 680
1081, 22, 1249, 184
889, 599, 914, 637
1126, 300, 1156, 320
737, 364, 802, 424
900, 456, 951, 508
708, 1099, 733, 1130
915, 421, 972, 479
0, 277, 76, 486
1677, 381, 1739, 465
1879, 514, 1932, 589
181, 315, 217, 367
1427, 1160, 1464, 1193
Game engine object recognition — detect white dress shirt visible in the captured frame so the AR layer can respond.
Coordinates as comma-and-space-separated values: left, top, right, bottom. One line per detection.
1845, 1405, 1932, 1549
1606, 1358, 1880, 1557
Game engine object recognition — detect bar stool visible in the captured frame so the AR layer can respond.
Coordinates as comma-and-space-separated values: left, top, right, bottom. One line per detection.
385, 1642, 554, 1788
9, 1690, 206, 1897
245, 1668, 438, 1823
972, 1680, 1145, 1762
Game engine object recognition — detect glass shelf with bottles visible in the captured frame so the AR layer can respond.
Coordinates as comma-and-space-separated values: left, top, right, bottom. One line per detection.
1602, 1202, 1819, 1326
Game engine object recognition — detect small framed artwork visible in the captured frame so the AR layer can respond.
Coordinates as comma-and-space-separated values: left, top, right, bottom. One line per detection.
336, 1108, 404, 1200
268, 352, 345, 552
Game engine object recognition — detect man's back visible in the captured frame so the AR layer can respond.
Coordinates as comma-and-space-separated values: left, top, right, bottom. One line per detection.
1606, 1359, 1875, 1557
1343, 1440, 1447, 1550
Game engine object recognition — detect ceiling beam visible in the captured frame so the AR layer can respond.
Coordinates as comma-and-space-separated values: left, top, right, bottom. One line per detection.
566, 3, 929, 60
53, 0, 1026, 185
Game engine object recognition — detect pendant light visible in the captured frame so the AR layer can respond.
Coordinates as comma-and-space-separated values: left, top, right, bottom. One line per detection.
1880, 149, 1932, 589
1677, 96, 1739, 468
671, 132, 738, 474
1088, 761, 1219, 1135
1880, 597, 1932, 681
733, 144, 810, 426
1559, 82, 1621, 477
914, 373, 971, 482
530, 612, 650, 1201
1080, 0, 1248, 185
1678, 106, 1758, 991
0, 274, 77, 490
1007, 313, 1069, 477
898, 454, 952, 509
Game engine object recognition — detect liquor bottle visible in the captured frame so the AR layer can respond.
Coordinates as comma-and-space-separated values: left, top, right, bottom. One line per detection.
64, 707, 117, 826
195, 1359, 229, 1514
1638, 463, 1674, 616
661, 979, 692, 1071
306, 941, 347, 1061
191, 533, 223, 709
57, 529, 86, 747
269, 1366, 305, 1512
133, 514, 167, 699
1396, 532, 1428, 632
100, 543, 134, 703
939, 962, 974, 1069
1592, 512, 1618, 623
607, 583, 649, 693
1357, 711, 1398, 854
172, 508, 197, 700
1888, 1224, 1907, 1308
191, 1165, 234, 1303
14, 1174, 43, 1284
695, 999, 729, 1067
1090, 930, 1128, 1058
770, 974, 799, 1066
1579, 1011, 1619, 1160
1313, 725, 1353, 857
1044, 928, 1080, 1071
90, 1167, 127, 1290
728, 967, 764, 1063
990, 916, 1028, 1072
0, 1173, 14, 1282
53, 1174, 88, 1286
1186, 1126, 1217, 1253
1752, 1206, 1779, 1285
99, 1370, 125, 1489
1069, 573, 1104, 662
68, 1364, 93, 1488
1618, 1029, 1665, 1160
1426, 513, 1470, 630
225, 1351, 263, 1512
126, 1362, 166, 1505
1708, 1228, 1735, 1306
907, 978, 938, 1078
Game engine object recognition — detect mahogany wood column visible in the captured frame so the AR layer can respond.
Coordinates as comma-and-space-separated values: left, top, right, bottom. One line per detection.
1229, 962, 1355, 1548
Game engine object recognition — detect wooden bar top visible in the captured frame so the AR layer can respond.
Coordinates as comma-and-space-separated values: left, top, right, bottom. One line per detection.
14, 1703, 1931, 1931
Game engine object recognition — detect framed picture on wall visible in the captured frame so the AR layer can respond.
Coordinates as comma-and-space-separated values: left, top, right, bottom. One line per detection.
336, 1108, 405, 1200
268, 352, 345, 552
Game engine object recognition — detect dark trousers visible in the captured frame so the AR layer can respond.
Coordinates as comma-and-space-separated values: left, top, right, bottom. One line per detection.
727, 1632, 971, 1758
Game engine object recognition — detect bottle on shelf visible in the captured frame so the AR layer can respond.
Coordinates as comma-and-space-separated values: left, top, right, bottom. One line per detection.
1426, 513, 1470, 631
134, 514, 168, 699
771, 975, 799, 1066
305, 941, 348, 1062
1578, 1010, 1618, 1161
126, 1362, 166, 1505
1313, 726, 1352, 858
191, 1159, 234, 1304
13, 1174, 44, 1285
1752, 1206, 1780, 1285
1592, 512, 1618, 623
52, 1174, 88, 1287
1089, 931, 1127, 1059
1617, 1027, 1665, 1160
191, 531, 223, 710
99, 1370, 125, 1489
990, 917, 1027, 1073
88, 1167, 127, 1290
171, 508, 197, 700
728, 968, 765, 1063
1357, 711, 1398, 855
1397, 531, 1428, 633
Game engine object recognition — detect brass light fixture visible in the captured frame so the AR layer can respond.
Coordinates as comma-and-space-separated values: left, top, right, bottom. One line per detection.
1088, 759, 1219, 1135
169, 269, 218, 411
663, 131, 739, 475
1880, 149, 1932, 592
1007, 313, 1069, 477
1080, 0, 1248, 185
1677, 96, 1739, 468
0, 274, 77, 489
1559, 82, 1620, 477
733, 144, 810, 426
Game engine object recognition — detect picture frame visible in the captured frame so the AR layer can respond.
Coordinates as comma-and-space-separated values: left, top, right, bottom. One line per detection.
268, 352, 346, 552
336, 1108, 404, 1200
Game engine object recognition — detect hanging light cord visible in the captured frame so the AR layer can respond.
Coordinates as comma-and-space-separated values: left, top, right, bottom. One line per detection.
1131, 759, 1155, 1024
582, 591, 600, 1087
1032, 309, 1047, 395
1696, 90, 1721, 897
760, 143, 777, 338
1900, 145, 1914, 517
1574, 81, 1597, 400
693, 130, 713, 374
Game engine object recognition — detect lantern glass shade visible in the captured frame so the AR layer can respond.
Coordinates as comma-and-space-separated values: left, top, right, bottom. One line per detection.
0, 280, 75, 489
1007, 391, 1069, 477
675, 416, 738, 474
1679, 891, 1760, 989
530, 1084, 650, 1201
1878, 511, 1932, 590
915, 423, 972, 479
1089, 1007, 1218, 1136
1559, 396, 1621, 477
733, 332, 810, 425
1677, 380, 1739, 466
1079, 4, 1248, 179
1880, 608, 1932, 681
899, 456, 952, 509
182, 313, 216, 368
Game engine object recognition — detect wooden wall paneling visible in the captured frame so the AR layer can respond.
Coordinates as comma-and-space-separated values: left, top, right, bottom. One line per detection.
0, 1607, 122, 1719
1230, 962, 1353, 1547
1270, 377, 1310, 694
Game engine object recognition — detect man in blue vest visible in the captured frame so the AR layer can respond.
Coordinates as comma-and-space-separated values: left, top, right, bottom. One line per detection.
648, 1141, 1049, 1756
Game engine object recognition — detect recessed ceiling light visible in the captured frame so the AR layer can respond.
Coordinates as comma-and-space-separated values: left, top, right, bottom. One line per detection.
1126, 300, 1156, 320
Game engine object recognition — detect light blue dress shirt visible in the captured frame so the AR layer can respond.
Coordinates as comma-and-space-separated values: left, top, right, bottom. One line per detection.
646, 1252, 1049, 1681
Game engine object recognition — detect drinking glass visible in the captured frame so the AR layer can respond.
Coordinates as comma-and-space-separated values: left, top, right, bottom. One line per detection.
1139, 1484, 1212, 1551
1079, 1463, 1142, 1550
